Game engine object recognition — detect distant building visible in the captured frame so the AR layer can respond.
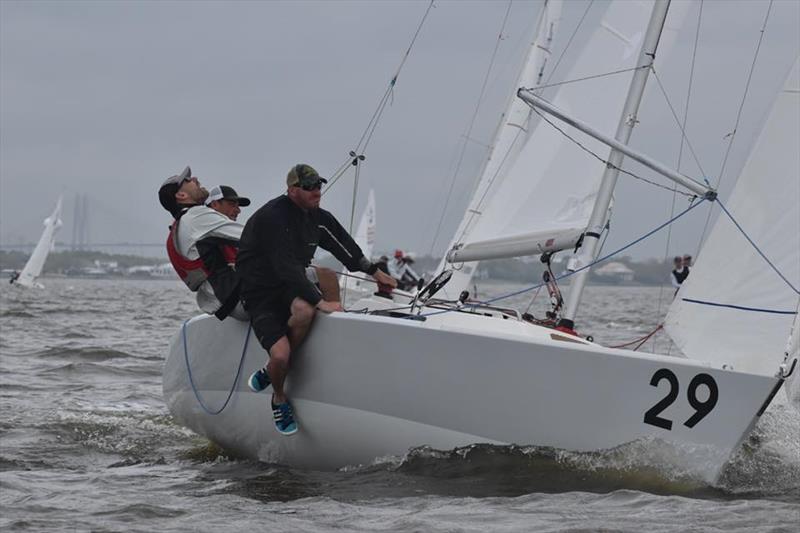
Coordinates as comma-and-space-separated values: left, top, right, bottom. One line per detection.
126, 262, 176, 279
594, 262, 635, 283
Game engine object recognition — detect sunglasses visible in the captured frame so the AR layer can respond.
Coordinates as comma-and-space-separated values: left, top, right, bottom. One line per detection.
299, 182, 323, 191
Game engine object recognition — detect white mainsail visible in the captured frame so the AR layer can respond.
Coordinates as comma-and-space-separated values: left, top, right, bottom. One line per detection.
443, 0, 688, 298
438, 0, 561, 297
664, 57, 800, 380
16, 196, 63, 288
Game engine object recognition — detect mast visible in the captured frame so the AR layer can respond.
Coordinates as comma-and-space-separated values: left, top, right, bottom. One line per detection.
558, 0, 672, 330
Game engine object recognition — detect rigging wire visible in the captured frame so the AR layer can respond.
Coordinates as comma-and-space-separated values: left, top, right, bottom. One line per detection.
428, 0, 514, 255
528, 65, 645, 92
529, 105, 697, 197
650, 69, 708, 180
695, 0, 774, 253
543, 0, 594, 85
609, 325, 663, 350
323, 0, 436, 193
717, 198, 799, 295
654, 0, 704, 354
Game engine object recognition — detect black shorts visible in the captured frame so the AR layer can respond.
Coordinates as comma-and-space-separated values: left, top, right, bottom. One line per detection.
241, 289, 296, 353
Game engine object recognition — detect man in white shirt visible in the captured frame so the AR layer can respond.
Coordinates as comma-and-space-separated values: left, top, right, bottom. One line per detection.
159, 168, 248, 319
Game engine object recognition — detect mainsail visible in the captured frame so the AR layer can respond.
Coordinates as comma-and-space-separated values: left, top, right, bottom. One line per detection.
16, 196, 63, 288
443, 0, 688, 297
664, 57, 800, 379
438, 0, 561, 297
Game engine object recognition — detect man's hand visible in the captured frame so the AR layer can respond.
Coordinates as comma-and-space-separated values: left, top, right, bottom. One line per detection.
316, 300, 343, 313
373, 269, 398, 288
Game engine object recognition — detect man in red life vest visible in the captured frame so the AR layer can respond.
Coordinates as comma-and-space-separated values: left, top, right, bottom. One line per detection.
158, 167, 341, 321
159, 168, 249, 320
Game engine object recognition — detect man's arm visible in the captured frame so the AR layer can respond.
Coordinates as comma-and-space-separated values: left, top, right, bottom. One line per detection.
178, 206, 244, 258
316, 210, 375, 274
192, 209, 244, 241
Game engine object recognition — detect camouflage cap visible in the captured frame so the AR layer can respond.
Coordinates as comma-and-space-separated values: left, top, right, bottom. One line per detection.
287, 164, 328, 188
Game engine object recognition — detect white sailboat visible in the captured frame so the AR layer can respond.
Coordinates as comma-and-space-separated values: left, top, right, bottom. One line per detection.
162, 0, 797, 482
14, 196, 63, 289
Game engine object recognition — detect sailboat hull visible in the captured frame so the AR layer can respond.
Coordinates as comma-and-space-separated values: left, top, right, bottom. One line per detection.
163, 306, 779, 480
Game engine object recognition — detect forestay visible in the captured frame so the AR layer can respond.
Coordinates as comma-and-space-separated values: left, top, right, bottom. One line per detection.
664, 57, 800, 381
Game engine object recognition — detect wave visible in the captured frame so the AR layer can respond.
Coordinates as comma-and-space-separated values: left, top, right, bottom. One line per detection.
0, 455, 51, 473
47, 410, 196, 463
33, 346, 135, 362
40, 361, 160, 378
0, 310, 36, 318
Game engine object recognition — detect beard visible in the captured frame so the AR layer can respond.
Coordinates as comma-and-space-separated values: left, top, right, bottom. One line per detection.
196, 187, 209, 203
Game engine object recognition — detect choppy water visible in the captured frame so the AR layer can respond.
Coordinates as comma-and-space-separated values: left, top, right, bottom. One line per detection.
1, 278, 798, 532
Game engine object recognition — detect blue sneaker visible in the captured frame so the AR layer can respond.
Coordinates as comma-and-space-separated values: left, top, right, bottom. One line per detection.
271, 400, 298, 435
248, 367, 271, 393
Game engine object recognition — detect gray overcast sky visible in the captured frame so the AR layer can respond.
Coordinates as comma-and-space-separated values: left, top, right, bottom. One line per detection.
1, 0, 798, 261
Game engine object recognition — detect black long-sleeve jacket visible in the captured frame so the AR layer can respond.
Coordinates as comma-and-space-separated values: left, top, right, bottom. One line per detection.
237, 194, 376, 305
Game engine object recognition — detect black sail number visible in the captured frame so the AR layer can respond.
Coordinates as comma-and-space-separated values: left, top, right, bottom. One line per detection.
684, 373, 719, 428
643, 369, 719, 430
643, 368, 679, 430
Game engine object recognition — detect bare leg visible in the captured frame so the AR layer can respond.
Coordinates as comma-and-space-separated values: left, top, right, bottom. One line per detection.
267, 298, 316, 404
286, 297, 316, 349
266, 336, 291, 404
314, 266, 341, 302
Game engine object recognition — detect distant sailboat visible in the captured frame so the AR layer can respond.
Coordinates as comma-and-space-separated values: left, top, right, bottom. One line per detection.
353, 189, 376, 262
347, 189, 377, 295
14, 197, 63, 289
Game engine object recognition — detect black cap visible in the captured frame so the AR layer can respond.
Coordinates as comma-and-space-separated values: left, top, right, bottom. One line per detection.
158, 166, 191, 217
205, 185, 251, 207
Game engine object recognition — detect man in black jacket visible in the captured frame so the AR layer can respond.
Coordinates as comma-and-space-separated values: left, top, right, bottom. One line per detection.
237, 163, 396, 435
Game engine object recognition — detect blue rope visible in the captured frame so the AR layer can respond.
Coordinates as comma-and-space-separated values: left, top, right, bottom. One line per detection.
182, 319, 251, 415
418, 198, 708, 317
716, 198, 799, 295
681, 298, 797, 315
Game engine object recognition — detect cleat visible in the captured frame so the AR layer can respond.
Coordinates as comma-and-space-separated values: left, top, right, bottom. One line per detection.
248, 367, 271, 393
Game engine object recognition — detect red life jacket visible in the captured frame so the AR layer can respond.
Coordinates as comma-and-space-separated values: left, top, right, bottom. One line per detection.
166, 218, 238, 291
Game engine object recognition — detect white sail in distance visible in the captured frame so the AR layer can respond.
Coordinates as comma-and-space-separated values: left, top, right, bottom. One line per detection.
664, 56, 800, 382
443, 0, 688, 295
17, 196, 63, 288
354, 189, 376, 261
